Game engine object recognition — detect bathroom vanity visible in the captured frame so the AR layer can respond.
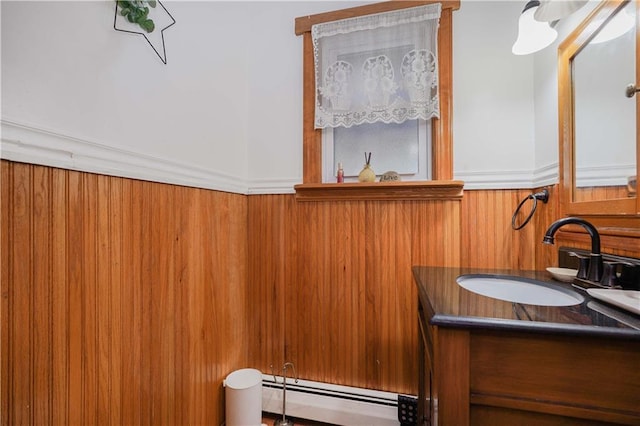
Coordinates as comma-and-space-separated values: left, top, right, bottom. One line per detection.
413, 266, 640, 426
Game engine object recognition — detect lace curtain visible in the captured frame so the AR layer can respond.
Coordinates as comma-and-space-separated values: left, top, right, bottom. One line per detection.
312, 4, 442, 129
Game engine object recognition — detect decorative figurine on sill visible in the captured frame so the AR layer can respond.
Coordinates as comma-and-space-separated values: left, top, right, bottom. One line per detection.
380, 171, 400, 182
358, 152, 376, 182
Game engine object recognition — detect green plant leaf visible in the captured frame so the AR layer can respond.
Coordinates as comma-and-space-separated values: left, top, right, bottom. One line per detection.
115, 0, 156, 33
140, 19, 155, 33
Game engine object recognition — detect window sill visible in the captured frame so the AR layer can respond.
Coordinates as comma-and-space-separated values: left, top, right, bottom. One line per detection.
294, 180, 464, 201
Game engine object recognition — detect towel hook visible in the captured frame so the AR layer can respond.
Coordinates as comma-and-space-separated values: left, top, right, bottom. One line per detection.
625, 83, 640, 98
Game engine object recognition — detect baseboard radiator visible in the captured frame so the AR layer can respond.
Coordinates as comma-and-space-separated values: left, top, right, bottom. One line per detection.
262, 374, 416, 426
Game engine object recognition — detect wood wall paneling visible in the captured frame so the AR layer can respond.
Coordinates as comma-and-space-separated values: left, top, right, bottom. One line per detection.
462, 189, 542, 270
573, 185, 630, 202
1, 161, 248, 426
246, 194, 297, 373
271, 198, 462, 395
247, 195, 462, 395
3, 160, 640, 424
1, 161, 9, 423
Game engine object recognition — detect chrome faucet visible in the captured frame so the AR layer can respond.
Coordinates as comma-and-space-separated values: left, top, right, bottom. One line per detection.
543, 217, 603, 283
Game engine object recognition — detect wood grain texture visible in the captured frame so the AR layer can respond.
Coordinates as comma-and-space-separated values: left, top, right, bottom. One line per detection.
246, 195, 298, 374
247, 195, 462, 395
461, 185, 640, 270
3, 160, 639, 423
432, 6, 454, 180
461, 188, 545, 270
294, 181, 464, 201
433, 328, 469, 426
470, 331, 640, 424
302, 31, 322, 184
1, 161, 248, 426
471, 405, 614, 426
573, 185, 631, 202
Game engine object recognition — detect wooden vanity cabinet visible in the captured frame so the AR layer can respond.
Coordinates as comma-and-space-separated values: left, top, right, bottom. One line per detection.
417, 299, 470, 425
417, 305, 432, 425
417, 298, 640, 425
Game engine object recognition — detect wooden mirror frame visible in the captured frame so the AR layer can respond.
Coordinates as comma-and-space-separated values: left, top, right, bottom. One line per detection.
293, 1, 463, 201
558, 0, 640, 229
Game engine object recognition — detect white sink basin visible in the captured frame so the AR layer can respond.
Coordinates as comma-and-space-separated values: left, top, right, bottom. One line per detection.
457, 274, 585, 306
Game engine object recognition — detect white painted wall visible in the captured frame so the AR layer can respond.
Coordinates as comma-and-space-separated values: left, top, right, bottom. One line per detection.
0, 0, 604, 193
2, 1, 253, 192
244, 1, 367, 192
452, 0, 538, 188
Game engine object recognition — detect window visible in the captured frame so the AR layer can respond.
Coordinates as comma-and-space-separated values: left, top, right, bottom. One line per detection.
311, 4, 440, 183
294, 0, 460, 199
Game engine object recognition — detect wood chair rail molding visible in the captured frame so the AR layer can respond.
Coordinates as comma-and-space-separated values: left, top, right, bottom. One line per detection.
294, 180, 464, 201
295, 1, 460, 201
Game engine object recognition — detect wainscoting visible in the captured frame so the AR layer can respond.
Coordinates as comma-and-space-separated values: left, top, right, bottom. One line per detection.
246, 187, 564, 398
2, 160, 638, 424
1, 161, 248, 425
248, 195, 462, 396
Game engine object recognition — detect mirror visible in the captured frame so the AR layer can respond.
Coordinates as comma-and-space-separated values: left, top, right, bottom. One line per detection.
558, 0, 639, 219
573, 0, 636, 202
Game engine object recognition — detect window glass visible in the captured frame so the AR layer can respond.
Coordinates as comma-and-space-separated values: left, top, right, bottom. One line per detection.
323, 119, 431, 182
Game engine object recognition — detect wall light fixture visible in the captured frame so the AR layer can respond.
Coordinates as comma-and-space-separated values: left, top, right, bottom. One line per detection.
534, 0, 587, 22
512, 0, 558, 55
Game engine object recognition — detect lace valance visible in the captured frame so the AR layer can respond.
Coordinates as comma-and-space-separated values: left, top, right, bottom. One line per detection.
312, 4, 442, 129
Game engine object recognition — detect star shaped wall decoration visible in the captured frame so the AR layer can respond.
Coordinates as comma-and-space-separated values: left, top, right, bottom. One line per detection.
113, 0, 176, 64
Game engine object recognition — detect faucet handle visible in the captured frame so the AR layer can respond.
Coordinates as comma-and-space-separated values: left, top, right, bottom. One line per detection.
568, 252, 590, 280
568, 251, 588, 259
600, 261, 631, 288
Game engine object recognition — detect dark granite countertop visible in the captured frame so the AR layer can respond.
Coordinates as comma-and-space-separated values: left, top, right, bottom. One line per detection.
413, 266, 640, 340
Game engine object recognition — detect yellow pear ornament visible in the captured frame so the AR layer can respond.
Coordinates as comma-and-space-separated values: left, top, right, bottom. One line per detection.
358, 152, 376, 182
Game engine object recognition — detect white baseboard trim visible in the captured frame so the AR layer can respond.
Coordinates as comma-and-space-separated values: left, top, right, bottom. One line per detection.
262, 375, 402, 426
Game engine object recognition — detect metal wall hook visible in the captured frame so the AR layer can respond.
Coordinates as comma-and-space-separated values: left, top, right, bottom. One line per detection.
625, 83, 640, 98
